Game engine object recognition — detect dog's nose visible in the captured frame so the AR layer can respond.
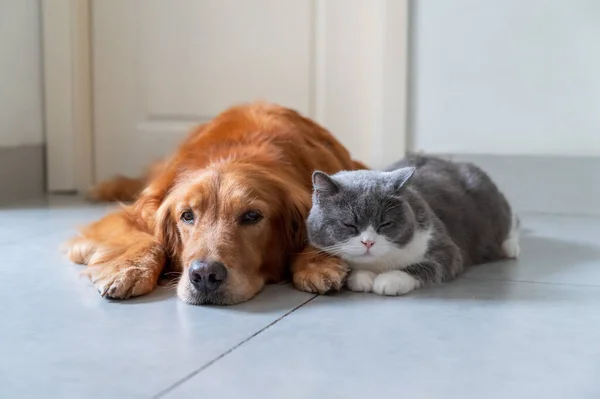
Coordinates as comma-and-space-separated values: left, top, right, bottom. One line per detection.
189, 260, 227, 291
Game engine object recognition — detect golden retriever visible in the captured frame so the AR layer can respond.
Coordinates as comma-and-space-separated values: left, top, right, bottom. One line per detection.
66, 103, 367, 305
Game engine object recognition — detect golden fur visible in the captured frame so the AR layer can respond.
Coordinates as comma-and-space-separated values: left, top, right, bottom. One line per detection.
66, 103, 367, 305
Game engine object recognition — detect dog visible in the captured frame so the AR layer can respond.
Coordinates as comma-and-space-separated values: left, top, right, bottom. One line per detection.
66, 103, 367, 305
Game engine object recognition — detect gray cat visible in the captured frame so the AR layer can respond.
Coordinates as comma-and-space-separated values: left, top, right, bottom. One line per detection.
307, 155, 519, 296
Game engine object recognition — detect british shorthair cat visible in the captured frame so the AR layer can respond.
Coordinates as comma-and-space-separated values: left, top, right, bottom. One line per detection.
307, 155, 519, 296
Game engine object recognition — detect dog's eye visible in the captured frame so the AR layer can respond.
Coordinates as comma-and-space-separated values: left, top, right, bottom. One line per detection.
181, 210, 195, 224
240, 211, 263, 225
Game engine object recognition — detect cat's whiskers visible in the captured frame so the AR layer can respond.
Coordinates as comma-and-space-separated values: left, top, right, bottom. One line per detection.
320, 243, 350, 250
312, 244, 351, 255
291, 248, 340, 256
290, 245, 350, 258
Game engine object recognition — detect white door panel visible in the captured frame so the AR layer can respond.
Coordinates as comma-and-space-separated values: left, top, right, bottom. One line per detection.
87, 0, 408, 184
92, 0, 312, 180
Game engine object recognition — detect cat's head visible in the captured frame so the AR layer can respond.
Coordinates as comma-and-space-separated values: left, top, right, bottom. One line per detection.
307, 168, 416, 263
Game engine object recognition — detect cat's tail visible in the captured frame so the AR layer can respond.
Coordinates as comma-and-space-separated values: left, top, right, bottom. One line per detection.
502, 212, 521, 259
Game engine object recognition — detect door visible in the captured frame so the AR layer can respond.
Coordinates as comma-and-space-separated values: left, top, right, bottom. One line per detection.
92, 0, 314, 181
43, 0, 408, 190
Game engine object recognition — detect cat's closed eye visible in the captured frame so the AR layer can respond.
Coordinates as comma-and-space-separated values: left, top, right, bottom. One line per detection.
341, 222, 359, 234
377, 221, 395, 233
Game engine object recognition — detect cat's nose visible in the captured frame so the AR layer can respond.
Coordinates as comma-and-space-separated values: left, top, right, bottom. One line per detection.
361, 239, 375, 249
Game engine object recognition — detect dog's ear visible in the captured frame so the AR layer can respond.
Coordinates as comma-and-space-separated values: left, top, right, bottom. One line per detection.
155, 200, 181, 258
282, 185, 312, 254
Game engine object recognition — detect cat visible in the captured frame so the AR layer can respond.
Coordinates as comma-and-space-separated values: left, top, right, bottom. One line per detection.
306, 154, 519, 296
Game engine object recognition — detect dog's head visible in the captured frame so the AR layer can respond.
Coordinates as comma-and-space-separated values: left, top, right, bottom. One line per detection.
156, 159, 310, 305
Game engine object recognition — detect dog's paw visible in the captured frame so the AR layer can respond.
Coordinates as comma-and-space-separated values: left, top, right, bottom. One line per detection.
63, 236, 96, 265
83, 263, 157, 299
372, 271, 419, 296
346, 270, 376, 292
293, 257, 349, 294
82, 241, 164, 299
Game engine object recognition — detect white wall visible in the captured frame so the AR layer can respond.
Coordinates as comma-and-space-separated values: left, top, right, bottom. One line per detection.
0, 0, 44, 147
317, 0, 408, 169
317, 0, 384, 167
411, 0, 600, 156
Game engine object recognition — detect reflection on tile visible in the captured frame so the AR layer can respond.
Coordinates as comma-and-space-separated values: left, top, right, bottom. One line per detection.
2, 198, 600, 399
465, 214, 600, 286
0, 196, 114, 244
0, 224, 313, 398
164, 279, 600, 399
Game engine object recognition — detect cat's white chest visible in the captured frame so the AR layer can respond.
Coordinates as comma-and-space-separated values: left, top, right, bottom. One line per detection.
346, 227, 432, 274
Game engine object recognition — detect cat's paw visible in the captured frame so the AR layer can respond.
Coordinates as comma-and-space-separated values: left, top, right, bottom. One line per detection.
346, 270, 376, 292
372, 271, 420, 296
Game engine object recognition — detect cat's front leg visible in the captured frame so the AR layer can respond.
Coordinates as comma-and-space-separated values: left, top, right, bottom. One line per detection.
347, 270, 376, 292
372, 240, 463, 296
372, 271, 421, 296
404, 239, 464, 285
372, 261, 446, 296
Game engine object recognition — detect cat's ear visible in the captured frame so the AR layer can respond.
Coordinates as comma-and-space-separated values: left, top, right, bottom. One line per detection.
388, 167, 415, 192
312, 171, 339, 197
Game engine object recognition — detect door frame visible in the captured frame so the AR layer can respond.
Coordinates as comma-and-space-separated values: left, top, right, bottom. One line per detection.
42, 0, 93, 193
42, 0, 409, 192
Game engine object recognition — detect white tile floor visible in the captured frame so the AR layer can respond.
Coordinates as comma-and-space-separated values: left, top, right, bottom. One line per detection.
1, 197, 599, 399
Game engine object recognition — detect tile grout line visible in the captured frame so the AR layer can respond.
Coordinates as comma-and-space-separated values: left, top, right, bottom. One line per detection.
461, 275, 600, 289
151, 294, 319, 399
519, 211, 600, 219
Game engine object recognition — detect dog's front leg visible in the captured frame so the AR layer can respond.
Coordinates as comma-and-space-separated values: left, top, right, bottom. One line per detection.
65, 209, 165, 299
290, 246, 349, 294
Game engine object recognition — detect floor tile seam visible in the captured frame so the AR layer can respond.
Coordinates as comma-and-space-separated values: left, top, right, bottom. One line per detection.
150, 294, 318, 399
460, 275, 600, 289
519, 211, 600, 219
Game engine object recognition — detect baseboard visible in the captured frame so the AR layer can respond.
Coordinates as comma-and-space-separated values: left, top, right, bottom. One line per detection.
1, 149, 596, 215
436, 154, 600, 216
0, 145, 46, 204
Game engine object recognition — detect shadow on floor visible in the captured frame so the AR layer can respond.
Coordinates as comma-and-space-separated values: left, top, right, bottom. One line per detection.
469, 233, 600, 281
83, 229, 600, 308
108, 282, 316, 314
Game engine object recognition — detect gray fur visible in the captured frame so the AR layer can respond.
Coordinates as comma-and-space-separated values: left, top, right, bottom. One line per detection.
307, 154, 515, 288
